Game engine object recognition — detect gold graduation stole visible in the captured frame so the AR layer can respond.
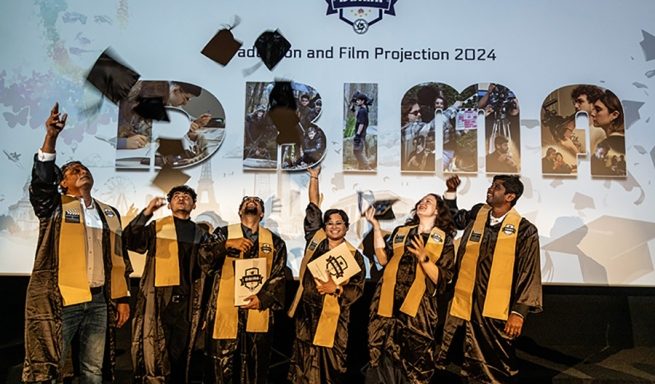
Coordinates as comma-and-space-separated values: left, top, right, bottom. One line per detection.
450, 205, 521, 321
96, 201, 129, 301
288, 229, 356, 348
58, 197, 128, 306
154, 216, 180, 287
213, 224, 274, 339
377, 225, 446, 318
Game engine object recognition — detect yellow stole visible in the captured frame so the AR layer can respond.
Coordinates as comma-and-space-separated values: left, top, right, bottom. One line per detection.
377, 225, 446, 318
450, 205, 521, 321
213, 224, 274, 339
288, 230, 356, 348
58, 197, 128, 306
154, 216, 180, 287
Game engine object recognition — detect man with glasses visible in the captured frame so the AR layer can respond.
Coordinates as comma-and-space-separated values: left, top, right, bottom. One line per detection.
123, 185, 210, 383
200, 195, 288, 384
287, 166, 365, 383
23, 103, 132, 383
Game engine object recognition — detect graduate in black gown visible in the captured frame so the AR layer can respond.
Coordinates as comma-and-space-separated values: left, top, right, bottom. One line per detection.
437, 175, 542, 384
287, 166, 366, 383
365, 194, 456, 383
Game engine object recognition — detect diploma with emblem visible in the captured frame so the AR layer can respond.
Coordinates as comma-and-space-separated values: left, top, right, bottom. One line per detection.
234, 258, 268, 306
307, 242, 361, 286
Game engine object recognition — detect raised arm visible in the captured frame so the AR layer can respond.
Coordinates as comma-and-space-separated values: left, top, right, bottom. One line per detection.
308, 165, 320, 206
444, 175, 477, 230
365, 207, 390, 266
122, 197, 166, 253
41, 102, 67, 154
30, 103, 68, 219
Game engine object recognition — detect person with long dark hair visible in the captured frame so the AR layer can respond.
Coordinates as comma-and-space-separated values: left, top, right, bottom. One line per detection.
365, 193, 456, 383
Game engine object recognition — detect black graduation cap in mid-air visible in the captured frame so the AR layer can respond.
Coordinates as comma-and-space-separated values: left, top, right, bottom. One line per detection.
152, 166, 190, 194
268, 80, 301, 145
86, 49, 140, 104
202, 28, 243, 66
358, 191, 399, 220
254, 30, 291, 70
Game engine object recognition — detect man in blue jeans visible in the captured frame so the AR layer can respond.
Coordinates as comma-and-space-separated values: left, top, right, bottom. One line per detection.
22, 102, 132, 383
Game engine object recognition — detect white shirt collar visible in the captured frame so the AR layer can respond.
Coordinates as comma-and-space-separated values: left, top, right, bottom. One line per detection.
489, 211, 508, 226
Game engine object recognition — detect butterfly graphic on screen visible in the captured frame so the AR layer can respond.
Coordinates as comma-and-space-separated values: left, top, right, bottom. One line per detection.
3, 107, 28, 128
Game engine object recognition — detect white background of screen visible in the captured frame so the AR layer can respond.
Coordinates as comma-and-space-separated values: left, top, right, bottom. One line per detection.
0, 0, 654, 286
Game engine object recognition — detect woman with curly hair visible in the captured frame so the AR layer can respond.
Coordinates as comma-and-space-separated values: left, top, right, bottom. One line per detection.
365, 194, 456, 383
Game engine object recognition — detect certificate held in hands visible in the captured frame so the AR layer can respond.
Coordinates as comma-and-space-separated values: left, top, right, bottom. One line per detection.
234, 258, 267, 306
307, 242, 361, 285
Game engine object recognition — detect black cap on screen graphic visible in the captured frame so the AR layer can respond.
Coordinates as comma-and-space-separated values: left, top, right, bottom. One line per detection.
156, 138, 185, 157
133, 96, 170, 122
86, 48, 140, 104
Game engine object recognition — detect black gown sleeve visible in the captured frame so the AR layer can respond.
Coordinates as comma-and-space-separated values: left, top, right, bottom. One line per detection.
257, 235, 287, 311
339, 250, 366, 308
122, 210, 155, 254
29, 154, 61, 219
510, 219, 543, 317
198, 226, 228, 275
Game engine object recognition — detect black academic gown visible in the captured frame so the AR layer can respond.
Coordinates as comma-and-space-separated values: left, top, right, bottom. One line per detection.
200, 224, 287, 384
438, 201, 542, 384
367, 225, 455, 384
123, 212, 208, 383
288, 203, 366, 384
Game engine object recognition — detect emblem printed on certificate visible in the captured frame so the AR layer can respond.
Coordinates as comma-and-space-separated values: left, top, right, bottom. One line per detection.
307, 242, 361, 286
234, 258, 267, 306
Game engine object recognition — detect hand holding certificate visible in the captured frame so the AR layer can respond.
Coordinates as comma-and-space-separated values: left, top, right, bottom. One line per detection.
307, 242, 360, 286
234, 257, 267, 306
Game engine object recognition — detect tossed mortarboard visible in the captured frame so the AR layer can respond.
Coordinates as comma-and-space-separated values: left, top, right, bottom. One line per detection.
133, 96, 170, 122
202, 28, 243, 66
268, 80, 301, 145
358, 190, 398, 220
86, 49, 140, 104
152, 166, 190, 194
254, 30, 291, 70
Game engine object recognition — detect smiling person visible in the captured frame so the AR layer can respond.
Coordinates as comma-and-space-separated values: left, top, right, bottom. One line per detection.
365, 192, 456, 383
436, 175, 542, 383
122, 185, 210, 383
23, 103, 132, 383
287, 166, 366, 383
199, 195, 287, 384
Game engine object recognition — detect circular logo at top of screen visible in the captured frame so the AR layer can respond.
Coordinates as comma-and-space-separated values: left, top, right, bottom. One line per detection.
353, 19, 369, 34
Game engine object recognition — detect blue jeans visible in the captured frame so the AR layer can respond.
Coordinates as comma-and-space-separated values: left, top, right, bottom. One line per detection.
61, 288, 107, 384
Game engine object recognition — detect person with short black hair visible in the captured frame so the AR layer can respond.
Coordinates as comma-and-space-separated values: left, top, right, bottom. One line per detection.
123, 184, 209, 383
23, 103, 132, 383
542, 147, 557, 173
287, 166, 365, 383
486, 135, 518, 173
301, 124, 325, 165
200, 195, 288, 384
437, 175, 542, 383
